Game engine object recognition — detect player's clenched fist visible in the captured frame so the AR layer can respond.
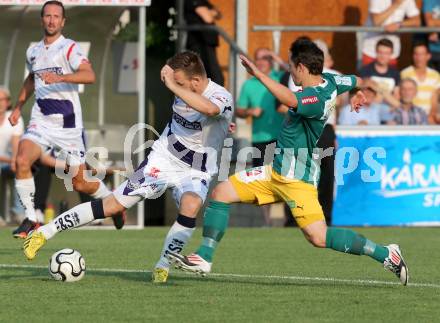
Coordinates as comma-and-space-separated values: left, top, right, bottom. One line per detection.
239, 54, 260, 77
40, 72, 63, 84
8, 107, 21, 126
160, 64, 176, 88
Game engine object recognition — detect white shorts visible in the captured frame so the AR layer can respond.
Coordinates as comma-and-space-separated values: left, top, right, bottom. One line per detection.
113, 148, 211, 209
22, 122, 86, 166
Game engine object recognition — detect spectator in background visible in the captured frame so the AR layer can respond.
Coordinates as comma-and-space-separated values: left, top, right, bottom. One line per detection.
338, 86, 388, 125
236, 47, 285, 226
184, 0, 224, 85
0, 87, 24, 225
362, 0, 420, 66
401, 42, 440, 122
359, 38, 401, 96
389, 78, 429, 124
423, 0, 440, 71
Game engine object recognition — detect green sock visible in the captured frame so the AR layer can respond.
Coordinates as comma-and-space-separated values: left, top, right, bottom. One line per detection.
196, 200, 231, 262
325, 227, 389, 263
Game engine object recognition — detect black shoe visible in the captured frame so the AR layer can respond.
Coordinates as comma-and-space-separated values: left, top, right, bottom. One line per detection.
112, 211, 126, 230
12, 218, 40, 239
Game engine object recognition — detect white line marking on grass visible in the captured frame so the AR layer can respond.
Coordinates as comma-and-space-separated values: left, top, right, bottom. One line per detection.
1, 263, 439, 289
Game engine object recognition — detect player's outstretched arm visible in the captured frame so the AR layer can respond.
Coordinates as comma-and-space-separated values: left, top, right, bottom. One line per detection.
41, 62, 96, 85
239, 55, 298, 109
160, 65, 221, 116
9, 73, 35, 126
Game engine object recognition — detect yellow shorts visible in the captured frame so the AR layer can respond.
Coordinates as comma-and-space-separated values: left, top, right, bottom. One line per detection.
229, 165, 325, 228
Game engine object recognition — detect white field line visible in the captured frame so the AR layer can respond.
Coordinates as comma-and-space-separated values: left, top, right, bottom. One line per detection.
1, 263, 439, 289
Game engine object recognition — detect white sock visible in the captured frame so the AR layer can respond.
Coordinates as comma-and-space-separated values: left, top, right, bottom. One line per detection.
15, 178, 37, 222
91, 181, 112, 199
155, 218, 196, 269
38, 202, 98, 239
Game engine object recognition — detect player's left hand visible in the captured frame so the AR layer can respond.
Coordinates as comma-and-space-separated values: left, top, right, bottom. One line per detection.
240, 55, 260, 77
160, 65, 176, 88
40, 72, 63, 84
350, 90, 366, 113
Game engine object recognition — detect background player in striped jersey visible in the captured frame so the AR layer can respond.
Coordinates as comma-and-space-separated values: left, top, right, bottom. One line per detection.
23, 51, 234, 284
8, 1, 122, 238
169, 38, 409, 286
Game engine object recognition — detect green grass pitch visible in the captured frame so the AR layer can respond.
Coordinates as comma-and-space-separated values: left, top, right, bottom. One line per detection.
1, 227, 439, 322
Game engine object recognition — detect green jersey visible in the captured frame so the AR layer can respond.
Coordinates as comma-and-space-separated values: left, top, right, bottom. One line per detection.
273, 73, 357, 186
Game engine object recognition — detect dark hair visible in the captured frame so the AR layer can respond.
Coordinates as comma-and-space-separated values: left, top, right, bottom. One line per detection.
296, 35, 312, 42
41, 1, 65, 18
167, 51, 206, 78
376, 38, 393, 51
289, 38, 323, 75
412, 41, 430, 53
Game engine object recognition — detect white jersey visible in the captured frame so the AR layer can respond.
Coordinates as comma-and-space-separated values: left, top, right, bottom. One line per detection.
153, 80, 234, 175
26, 35, 88, 131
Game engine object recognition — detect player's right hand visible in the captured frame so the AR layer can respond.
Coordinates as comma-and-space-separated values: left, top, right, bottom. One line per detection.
8, 107, 21, 126
240, 55, 260, 77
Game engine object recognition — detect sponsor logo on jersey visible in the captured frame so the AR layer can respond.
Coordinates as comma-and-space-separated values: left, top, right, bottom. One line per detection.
301, 96, 319, 105
222, 106, 232, 113
212, 95, 228, 103
334, 75, 352, 86
34, 67, 63, 78
147, 167, 160, 179
172, 112, 202, 130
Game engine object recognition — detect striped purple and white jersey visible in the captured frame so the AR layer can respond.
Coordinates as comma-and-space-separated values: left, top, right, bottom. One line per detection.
26, 35, 88, 130
153, 80, 234, 175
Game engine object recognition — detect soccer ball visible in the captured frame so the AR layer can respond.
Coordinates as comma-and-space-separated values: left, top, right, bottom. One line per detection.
49, 249, 86, 282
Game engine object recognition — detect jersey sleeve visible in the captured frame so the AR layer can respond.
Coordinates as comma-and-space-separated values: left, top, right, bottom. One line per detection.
25, 46, 33, 73
294, 87, 324, 119
369, 0, 387, 14
66, 42, 89, 71
208, 90, 234, 119
405, 0, 420, 17
333, 74, 357, 95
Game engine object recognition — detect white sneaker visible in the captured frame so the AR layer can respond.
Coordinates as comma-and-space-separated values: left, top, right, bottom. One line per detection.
384, 244, 409, 286
167, 252, 212, 276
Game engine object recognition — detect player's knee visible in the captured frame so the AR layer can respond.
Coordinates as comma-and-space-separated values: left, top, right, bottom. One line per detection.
180, 200, 201, 216
305, 232, 326, 248
210, 182, 230, 202
72, 177, 96, 194
15, 154, 32, 172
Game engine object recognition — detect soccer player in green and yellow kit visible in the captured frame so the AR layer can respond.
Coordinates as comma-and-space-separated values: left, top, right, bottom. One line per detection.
168, 38, 409, 285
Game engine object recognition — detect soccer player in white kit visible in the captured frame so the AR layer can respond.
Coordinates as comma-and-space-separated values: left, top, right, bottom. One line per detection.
9, 1, 122, 238
23, 51, 234, 284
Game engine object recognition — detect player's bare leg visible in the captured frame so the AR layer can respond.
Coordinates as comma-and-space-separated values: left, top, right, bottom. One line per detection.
301, 220, 409, 285
13, 139, 43, 238
153, 192, 202, 283
167, 180, 240, 275
71, 163, 125, 229
24, 194, 126, 260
